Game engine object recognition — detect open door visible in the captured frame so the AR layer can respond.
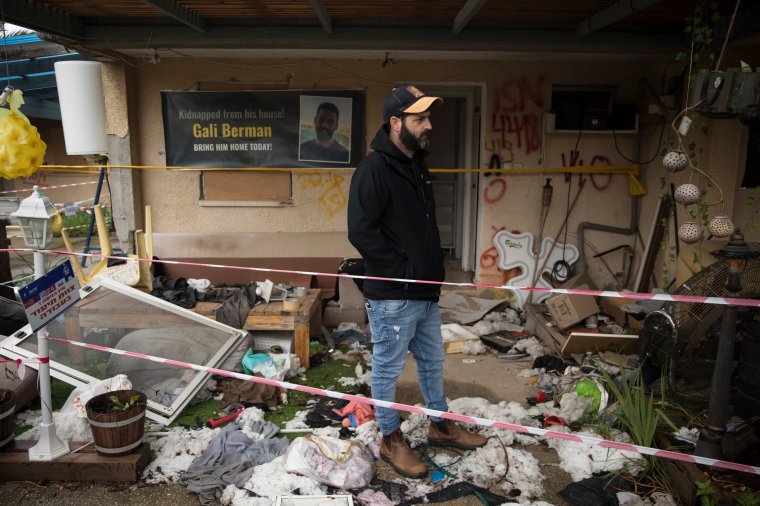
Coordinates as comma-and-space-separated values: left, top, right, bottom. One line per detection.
422, 84, 482, 275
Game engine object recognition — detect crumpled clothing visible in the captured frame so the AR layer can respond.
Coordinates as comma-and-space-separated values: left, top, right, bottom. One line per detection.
361, 478, 408, 504
333, 399, 375, 428
181, 420, 288, 506
332, 328, 372, 347
305, 397, 346, 428
532, 354, 565, 372
558, 476, 633, 506
356, 489, 396, 506
150, 276, 196, 309
218, 379, 282, 409
197, 284, 260, 329
398, 481, 510, 506
284, 434, 374, 489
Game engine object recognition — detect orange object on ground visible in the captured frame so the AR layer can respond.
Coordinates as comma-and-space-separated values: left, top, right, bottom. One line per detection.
333, 400, 375, 428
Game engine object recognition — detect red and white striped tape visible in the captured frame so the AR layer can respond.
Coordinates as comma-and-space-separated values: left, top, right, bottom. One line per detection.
0, 180, 98, 195
42, 334, 760, 476
6, 248, 759, 308
0, 357, 48, 365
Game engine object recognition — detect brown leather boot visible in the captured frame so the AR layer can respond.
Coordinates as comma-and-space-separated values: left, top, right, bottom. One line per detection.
380, 429, 427, 479
428, 419, 487, 449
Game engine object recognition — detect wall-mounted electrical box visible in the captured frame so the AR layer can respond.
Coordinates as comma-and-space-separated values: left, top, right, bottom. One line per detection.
689, 68, 760, 117
550, 86, 637, 133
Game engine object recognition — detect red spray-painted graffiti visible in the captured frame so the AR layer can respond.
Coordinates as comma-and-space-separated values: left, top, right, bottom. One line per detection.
479, 226, 522, 285
483, 178, 507, 204
491, 114, 541, 156
561, 150, 613, 191
489, 76, 545, 157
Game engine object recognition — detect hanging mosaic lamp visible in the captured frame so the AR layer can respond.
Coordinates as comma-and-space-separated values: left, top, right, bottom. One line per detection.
678, 221, 703, 244
708, 215, 735, 238
663, 150, 688, 172
674, 183, 701, 205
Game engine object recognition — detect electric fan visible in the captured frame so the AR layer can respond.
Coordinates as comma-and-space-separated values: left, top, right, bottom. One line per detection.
638, 257, 760, 404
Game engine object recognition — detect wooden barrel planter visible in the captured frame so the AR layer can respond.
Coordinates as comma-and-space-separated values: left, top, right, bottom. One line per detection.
0, 389, 15, 449
85, 389, 147, 457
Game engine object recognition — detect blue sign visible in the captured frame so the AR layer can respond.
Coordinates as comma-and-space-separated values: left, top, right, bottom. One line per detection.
18, 260, 81, 332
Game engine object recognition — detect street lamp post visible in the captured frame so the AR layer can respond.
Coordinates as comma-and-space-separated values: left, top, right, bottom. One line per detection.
11, 186, 70, 461
695, 229, 760, 459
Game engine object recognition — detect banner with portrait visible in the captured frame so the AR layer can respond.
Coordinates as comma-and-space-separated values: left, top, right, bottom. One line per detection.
161, 90, 365, 168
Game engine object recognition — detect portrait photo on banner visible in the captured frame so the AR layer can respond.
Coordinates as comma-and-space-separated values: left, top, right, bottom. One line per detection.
298, 95, 353, 164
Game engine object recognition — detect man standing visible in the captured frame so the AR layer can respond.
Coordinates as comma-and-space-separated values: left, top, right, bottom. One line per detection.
299, 102, 349, 163
347, 85, 486, 479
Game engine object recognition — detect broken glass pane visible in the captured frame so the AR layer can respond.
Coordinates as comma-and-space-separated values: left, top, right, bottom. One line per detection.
1, 277, 247, 424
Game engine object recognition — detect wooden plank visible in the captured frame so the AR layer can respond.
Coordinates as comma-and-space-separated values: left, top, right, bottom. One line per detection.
295, 322, 310, 369
193, 300, 220, 316
0, 440, 150, 482
244, 319, 294, 331
561, 332, 639, 355
444, 338, 480, 354
203, 171, 291, 202
63, 312, 85, 364
192, 289, 321, 369
525, 303, 567, 356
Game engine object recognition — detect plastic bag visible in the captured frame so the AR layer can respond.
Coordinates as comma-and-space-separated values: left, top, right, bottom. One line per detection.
0, 89, 47, 179
575, 378, 608, 413
284, 434, 375, 489
64, 374, 133, 418
242, 349, 291, 380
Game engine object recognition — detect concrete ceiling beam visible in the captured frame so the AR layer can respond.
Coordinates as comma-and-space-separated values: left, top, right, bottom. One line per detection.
142, 0, 208, 32
307, 0, 333, 34
575, 0, 662, 37
4, 0, 83, 40
452, 0, 489, 35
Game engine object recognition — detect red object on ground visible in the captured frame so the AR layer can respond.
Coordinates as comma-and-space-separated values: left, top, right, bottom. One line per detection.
333, 400, 375, 427
206, 403, 246, 428
535, 390, 547, 403
542, 415, 566, 428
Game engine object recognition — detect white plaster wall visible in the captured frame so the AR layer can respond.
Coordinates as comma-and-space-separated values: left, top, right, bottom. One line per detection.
127, 55, 752, 291
475, 60, 649, 290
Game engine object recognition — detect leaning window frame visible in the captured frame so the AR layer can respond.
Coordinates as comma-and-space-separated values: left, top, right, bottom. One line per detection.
0, 277, 247, 425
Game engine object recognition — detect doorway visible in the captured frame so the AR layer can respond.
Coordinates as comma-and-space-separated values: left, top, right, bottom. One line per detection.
422, 84, 482, 275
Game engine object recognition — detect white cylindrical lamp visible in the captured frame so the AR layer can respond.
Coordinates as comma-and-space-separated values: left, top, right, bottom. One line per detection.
54, 61, 109, 156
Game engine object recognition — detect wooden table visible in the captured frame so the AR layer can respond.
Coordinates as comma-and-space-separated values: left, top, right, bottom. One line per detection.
193, 289, 322, 369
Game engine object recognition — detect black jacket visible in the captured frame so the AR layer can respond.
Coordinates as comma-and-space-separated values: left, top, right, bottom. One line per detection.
347, 125, 444, 301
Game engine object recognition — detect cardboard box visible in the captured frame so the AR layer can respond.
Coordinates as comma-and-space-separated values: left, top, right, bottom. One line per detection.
323, 305, 367, 328
598, 296, 644, 331
322, 276, 367, 328
545, 284, 598, 330
337, 276, 365, 309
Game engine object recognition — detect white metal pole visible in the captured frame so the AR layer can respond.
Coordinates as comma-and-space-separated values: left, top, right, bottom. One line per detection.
28, 250, 70, 461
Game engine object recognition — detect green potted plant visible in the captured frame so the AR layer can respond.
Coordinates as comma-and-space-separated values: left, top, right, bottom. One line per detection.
85, 389, 147, 457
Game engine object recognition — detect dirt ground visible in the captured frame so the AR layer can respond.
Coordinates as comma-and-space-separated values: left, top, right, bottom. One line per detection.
5, 246, 570, 503
0, 351, 573, 505
395, 351, 574, 505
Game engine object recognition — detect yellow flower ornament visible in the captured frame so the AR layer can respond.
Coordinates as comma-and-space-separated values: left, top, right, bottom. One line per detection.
0, 89, 47, 179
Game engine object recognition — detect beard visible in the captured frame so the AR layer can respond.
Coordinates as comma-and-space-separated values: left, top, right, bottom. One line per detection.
399, 120, 430, 152
316, 128, 333, 141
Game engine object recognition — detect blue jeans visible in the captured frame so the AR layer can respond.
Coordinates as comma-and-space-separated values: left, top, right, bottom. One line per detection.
365, 299, 448, 435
